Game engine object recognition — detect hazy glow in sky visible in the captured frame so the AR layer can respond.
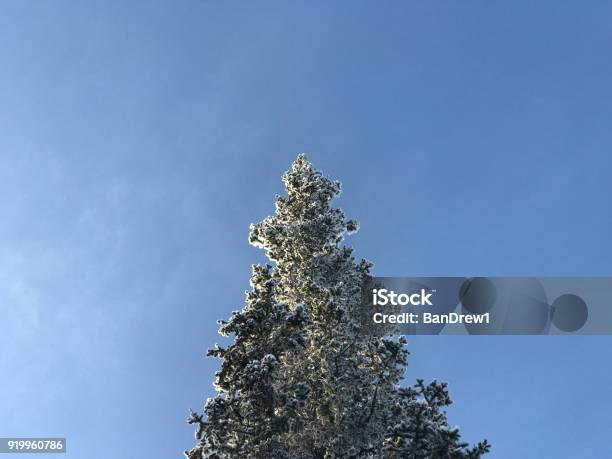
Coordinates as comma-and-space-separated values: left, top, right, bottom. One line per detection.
1, 2, 611, 458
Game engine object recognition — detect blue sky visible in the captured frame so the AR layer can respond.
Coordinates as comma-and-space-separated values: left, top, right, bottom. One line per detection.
1, 2, 611, 457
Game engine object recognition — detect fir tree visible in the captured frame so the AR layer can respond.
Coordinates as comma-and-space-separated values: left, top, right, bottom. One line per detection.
186, 155, 490, 459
